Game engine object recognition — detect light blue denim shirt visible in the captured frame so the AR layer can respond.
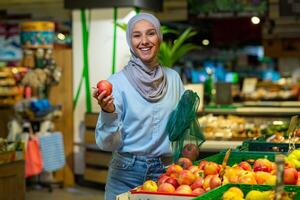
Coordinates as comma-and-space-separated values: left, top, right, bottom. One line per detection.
95, 67, 185, 157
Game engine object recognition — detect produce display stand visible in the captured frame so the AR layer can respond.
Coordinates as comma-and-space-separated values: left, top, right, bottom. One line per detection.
238, 140, 300, 153
193, 183, 300, 200
195, 150, 276, 165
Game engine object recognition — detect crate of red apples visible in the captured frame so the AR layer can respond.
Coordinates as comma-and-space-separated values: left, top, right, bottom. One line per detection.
128, 150, 300, 200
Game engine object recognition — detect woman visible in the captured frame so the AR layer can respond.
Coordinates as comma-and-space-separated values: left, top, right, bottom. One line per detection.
93, 13, 185, 200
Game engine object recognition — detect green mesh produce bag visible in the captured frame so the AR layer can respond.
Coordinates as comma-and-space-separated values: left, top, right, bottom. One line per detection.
166, 90, 205, 162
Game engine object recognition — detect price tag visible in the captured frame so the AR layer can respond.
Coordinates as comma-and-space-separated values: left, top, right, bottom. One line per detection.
275, 154, 285, 200
242, 78, 257, 94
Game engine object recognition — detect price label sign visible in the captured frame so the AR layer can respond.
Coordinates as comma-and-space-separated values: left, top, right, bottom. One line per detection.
242, 78, 257, 94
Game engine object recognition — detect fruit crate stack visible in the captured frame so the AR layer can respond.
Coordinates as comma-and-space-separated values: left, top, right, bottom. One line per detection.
128, 150, 300, 200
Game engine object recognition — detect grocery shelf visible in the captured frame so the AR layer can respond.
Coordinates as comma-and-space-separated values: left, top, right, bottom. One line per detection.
199, 140, 242, 152
201, 106, 300, 117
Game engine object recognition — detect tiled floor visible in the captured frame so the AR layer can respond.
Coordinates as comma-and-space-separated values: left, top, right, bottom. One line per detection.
26, 185, 105, 200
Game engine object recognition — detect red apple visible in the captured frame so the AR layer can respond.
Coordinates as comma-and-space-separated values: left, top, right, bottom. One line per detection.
182, 143, 199, 161
158, 174, 170, 186
238, 161, 252, 171
198, 160, 209, 170
253, 159, 272, 172
177, 157, 193, 169
188, 165, 199, 173
204, 162, 220, 176
166, 164, 183, 178
142, 180, 158, 192
165, 177, 179, 189
97, 80, 112, 97
158, 182, 175, 193
193, 169, 205, 178
192, 187, 206, 196
202, 175, 213, 190
238, 172, 257, 184
191, 177, 204, 190
284, 168, 298, 185
177, 170, 196, 185
209, 175, 221, 189
175, 185, 192, 194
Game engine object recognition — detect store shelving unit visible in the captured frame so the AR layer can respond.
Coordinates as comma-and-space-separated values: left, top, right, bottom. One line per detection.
196, 102, 300, 157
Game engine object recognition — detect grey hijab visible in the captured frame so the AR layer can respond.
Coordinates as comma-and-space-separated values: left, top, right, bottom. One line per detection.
123, 13, 168, 102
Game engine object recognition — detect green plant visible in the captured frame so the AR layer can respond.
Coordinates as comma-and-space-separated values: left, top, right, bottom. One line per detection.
158, 27, 198, 67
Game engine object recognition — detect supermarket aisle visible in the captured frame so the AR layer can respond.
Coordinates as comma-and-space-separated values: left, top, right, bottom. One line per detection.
26, 186, 105, 200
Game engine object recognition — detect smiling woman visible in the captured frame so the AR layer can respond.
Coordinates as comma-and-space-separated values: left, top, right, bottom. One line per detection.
93, 12, 185, 200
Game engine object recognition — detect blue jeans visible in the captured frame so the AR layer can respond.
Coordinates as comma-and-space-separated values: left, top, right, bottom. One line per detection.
105, 152, 169, 200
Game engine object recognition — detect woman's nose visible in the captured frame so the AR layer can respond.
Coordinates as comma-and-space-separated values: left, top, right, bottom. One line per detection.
141, 35, 149, 45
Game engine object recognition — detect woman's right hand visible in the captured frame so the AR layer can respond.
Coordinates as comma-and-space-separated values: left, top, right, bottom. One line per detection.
93, 89, 115, 113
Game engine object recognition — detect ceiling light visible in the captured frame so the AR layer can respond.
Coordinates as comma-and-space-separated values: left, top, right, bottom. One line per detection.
202, 39, 209, 46
251, 16, 260, 24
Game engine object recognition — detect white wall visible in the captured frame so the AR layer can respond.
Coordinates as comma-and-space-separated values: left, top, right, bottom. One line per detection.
72, 8, 132, 174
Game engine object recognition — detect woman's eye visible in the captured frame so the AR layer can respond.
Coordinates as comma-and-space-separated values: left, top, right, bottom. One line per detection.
133, 34, 140, 38
148, 32, 155, 36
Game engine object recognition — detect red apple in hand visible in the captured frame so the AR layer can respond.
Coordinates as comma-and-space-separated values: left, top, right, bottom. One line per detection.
182, 143, 199, 161
97, 80, 112, 97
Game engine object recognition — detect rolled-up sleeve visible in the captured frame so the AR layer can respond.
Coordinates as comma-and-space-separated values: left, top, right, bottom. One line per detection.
95, 81, 123, 151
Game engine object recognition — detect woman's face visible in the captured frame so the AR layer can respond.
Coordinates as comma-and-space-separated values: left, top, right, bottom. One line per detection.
131, 20, 160, 65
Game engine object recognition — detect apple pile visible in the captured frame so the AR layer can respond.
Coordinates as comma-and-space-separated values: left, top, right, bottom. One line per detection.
141, 157, 223, 196
140, 153, 300, 196
223, 156, 300, 186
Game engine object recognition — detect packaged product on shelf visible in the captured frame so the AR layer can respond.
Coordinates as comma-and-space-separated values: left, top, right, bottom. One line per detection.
20, 21, 55, 49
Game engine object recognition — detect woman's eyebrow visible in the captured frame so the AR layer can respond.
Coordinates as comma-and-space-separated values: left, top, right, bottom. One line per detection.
132, 28, 156, 33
